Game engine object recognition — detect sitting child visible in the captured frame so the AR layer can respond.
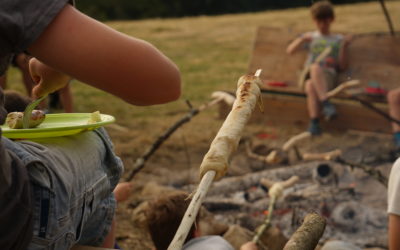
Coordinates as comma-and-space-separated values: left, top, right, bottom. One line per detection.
286, 0, 351, 135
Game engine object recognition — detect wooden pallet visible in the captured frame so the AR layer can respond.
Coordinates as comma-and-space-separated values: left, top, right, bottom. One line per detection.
223, 26, 400, 133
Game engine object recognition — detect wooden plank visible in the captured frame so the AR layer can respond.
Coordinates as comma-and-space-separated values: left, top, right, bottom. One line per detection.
248, 26, 400, 98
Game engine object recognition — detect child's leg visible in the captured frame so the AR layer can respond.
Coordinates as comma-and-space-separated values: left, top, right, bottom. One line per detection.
305, 79, 320, 119
309, 63, 329, 101
305, 79, 322, 135
309, 63, 337, 120
388, 88, 400, 147
59, 84, 73, 113
101, 218, 116, 248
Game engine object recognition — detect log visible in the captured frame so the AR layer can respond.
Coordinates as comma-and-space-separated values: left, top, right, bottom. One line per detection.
302, 149, 342, 161
283, 213, 326, 250
282, 132, 311, 152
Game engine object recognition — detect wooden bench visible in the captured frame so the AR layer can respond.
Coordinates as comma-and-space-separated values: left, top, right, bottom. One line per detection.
221, 26, 400, 133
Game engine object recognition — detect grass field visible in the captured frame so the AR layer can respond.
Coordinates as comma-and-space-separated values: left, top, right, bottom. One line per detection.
5, 2, 399, 124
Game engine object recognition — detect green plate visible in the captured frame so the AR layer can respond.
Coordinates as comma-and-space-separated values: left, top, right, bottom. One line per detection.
1, 113, 115, 139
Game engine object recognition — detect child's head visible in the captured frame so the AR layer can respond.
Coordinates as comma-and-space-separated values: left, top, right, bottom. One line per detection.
145, 193, 197, 250
310, 1, 335, 33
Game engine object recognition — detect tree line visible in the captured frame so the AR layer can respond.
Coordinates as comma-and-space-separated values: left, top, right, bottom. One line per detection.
76, 0, 374, 21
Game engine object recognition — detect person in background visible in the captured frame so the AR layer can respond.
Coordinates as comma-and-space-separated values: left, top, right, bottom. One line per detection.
286, 0, 351, 135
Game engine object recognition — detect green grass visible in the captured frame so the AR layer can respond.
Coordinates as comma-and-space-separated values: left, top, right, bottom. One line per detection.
4, 1, 400, 125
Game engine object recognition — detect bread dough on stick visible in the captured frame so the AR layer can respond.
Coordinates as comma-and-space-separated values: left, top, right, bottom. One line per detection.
199, 75, 262, 180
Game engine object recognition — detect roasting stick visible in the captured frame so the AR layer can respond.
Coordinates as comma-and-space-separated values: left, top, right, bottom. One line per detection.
168, 70, 263, 250
252, 176, 300, 244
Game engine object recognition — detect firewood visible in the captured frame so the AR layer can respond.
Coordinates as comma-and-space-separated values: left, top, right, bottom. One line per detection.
326, 80, 360, 99
253, 176, 299, 244
302, 149, 342, 161
282, 131, 311, 152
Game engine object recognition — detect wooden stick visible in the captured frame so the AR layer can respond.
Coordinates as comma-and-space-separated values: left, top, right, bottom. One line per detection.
302, 149, 342, 161
282, 132, 311, 152
253, 176, 299, 244
283, 213, 326, 250
167, 171, 216, 250
335, 157, 388, 187
326, 79, 360, 99
378, 0, 395, 36
298, 46, 332, 89
349, 95, 400, 126
168, 70, 263, 250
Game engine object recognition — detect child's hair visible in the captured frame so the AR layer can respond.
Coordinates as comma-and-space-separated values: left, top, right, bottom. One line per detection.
310, 1, 335, 20
4, 90, 32, 112
145, 193, 197, 250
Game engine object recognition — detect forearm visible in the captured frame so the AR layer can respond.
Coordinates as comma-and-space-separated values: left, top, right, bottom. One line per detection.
389, 214, 400, 250
338, 45, 348, 71
286, 37, 305, 55
28, 5, 181, 106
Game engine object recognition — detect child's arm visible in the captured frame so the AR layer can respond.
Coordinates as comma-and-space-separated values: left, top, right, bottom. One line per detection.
27, 5, 181, 106
389, 214, 400, 250
337, 35, 352, 71
286, 33, 312, 55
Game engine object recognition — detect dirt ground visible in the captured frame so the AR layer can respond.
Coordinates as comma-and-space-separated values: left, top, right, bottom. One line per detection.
106, 106, 395, 249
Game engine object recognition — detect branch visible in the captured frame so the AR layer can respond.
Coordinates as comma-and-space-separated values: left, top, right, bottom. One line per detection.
378, 0, 395, 36
253, 176, 299, 244
335, 157, 388, 187
349, 95, 400, 126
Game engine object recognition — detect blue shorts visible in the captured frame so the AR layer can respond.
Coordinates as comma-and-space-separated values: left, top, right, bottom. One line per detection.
4, 128, 123, 249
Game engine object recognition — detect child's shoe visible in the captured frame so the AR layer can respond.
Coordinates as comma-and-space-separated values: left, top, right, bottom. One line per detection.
308, 119, 322, 136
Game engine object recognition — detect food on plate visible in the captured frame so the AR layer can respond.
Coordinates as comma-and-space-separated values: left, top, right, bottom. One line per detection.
6, 110, 46, 129
87, 111, 102, 124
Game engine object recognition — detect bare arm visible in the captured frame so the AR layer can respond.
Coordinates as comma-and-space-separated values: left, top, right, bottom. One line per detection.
27, 5, 181, 106
337, 35, 352, 71
389, 214, 400, 250
286, 33, 312, 55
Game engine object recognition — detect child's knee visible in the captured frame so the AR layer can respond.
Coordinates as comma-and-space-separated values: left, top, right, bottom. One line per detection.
388, 89, 400, 105
310, 63, 322, 74
305, 80, 313, 94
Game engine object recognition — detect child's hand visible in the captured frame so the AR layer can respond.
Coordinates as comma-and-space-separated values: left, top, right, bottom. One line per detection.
240, 242, 258, 250
113, 182, 133, 202
29, 58, 72, 98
